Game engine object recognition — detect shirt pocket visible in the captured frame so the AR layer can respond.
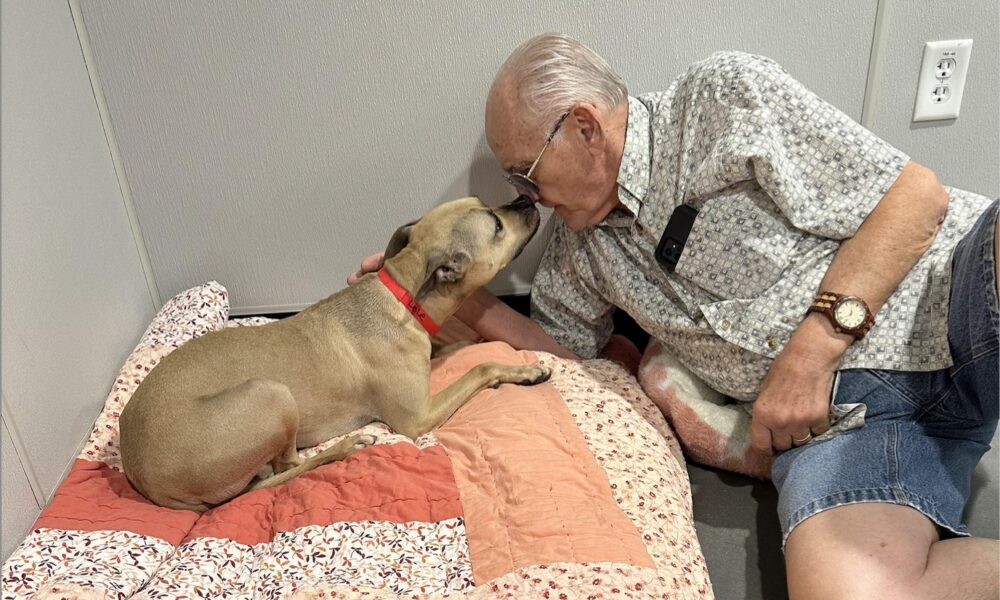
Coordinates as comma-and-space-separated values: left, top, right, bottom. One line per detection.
673, 189, 801, 299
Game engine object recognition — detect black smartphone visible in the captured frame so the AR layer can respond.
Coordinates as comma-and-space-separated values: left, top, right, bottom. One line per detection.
654, 204, 699, 272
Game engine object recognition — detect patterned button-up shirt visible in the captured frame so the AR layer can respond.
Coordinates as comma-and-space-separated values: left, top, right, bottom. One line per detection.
531, 52, 993, 401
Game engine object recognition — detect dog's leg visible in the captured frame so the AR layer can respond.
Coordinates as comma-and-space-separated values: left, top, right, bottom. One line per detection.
247, 434, 376, 491
254, 440, 303, 481
386, 362, 551, 439
270, 441, 303, 474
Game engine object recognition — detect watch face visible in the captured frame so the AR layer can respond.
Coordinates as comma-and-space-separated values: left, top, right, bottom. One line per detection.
834, 298, 867, 329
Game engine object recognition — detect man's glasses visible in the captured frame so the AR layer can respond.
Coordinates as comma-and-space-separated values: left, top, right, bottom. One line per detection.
504, 111, 570, 200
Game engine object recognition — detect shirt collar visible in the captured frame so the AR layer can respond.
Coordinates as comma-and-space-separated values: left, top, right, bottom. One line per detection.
613, 96, 652, 219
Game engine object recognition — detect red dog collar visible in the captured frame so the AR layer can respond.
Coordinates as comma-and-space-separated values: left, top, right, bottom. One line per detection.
376, 268, 440, 336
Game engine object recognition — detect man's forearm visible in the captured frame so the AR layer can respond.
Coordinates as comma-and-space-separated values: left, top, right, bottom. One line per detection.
750, 161, 949, 449
790, 161, 950, 360
454, 288, 580, 359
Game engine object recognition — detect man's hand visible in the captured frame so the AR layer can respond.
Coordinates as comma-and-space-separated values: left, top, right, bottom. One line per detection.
347, 252, 385, 285
750, 349, 834, 452
750, 315, 848, 452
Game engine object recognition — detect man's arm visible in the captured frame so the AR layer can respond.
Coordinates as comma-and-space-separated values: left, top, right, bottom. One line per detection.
750, 161, 949, 451
454, 288, 643, 374
349, 253, 641, 372
452, 288, 580, 359
348, 253, 578, 358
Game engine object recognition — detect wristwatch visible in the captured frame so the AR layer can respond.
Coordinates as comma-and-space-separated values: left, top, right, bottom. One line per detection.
806, 292, 875, 339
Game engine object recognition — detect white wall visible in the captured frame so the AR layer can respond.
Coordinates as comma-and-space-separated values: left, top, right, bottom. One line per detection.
77, 0, 886, 312
865, 0, 998, 195
1, 0, 157, 560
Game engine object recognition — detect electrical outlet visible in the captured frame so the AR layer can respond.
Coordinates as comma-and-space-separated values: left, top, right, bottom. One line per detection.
913, 39, 973, 122
931, 85, 951, 104
935, 58, 956, 78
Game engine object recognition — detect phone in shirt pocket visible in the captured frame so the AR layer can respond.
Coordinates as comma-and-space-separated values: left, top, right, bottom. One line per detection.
655, 204, 699, 272
660, 192, 800, 300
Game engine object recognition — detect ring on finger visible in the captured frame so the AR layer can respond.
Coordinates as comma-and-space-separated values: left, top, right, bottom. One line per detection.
792, 433, 813, 444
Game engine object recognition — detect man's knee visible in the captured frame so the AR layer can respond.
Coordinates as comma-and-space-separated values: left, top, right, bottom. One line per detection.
785, 504, 938, 600
787, 547, 917, 600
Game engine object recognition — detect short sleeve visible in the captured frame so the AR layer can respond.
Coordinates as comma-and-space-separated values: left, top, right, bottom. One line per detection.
530, 223, 615, 359
680, 52, 910, 239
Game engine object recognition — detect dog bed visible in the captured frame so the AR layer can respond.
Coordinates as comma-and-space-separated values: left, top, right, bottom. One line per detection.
638, 340, 773, 480
2, 282, 713, 599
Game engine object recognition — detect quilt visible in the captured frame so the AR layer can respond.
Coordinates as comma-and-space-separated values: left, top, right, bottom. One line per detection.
3, 283, 712, 599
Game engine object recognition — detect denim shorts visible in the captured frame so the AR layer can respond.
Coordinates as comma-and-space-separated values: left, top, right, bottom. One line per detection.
772, 199, 999, 545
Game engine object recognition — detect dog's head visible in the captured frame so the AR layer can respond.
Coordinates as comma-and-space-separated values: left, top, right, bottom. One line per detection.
383, 195, 540, 298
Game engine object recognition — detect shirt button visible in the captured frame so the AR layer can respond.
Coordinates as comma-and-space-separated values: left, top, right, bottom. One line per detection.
767, 337, 780, 349
720, 319, 732, 330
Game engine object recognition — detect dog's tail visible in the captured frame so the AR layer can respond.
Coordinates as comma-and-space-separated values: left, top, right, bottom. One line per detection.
246, 434, 376, 491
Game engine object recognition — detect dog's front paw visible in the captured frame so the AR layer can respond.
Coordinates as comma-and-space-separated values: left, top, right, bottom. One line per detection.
511, 364, 552, 386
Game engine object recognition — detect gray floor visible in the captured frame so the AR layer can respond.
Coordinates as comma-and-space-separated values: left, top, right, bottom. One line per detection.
688, 464, 789, 599
687, 429, 999, 600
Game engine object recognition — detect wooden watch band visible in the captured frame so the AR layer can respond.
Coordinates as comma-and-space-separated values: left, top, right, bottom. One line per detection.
806, 292, 875, 339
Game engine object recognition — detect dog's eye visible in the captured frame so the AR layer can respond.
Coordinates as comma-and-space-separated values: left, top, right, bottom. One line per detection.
492, 212, 504, 235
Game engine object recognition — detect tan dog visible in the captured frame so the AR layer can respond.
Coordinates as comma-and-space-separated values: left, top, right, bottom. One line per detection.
119, 196, 550, 511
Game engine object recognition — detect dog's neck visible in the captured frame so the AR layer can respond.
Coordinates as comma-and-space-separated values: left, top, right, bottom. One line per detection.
381, 251, 466, 334
376, 268, 440, 336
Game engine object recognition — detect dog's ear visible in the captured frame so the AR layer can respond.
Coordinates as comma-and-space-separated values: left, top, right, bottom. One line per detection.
431, 250, 471, 284
384, 219, 418, 260
417, 248, 471, 299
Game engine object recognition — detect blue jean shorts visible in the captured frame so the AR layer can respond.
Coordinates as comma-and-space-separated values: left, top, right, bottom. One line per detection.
772, 199, 999, 545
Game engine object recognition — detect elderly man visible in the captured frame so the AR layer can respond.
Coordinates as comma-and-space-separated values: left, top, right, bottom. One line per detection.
352, 34, 998, 598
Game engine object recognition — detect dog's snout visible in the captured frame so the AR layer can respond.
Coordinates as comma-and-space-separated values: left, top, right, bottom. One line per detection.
500, 194, 540, 226
497, 195, 542, 262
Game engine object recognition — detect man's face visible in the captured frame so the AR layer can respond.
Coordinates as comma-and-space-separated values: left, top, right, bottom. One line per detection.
485, 83, 618, 231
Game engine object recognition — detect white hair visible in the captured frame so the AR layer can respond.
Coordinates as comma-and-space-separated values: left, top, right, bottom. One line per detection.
497, 33, 628, 131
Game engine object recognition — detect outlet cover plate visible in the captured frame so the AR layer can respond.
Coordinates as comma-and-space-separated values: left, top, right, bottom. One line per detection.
913, 39, 973, 122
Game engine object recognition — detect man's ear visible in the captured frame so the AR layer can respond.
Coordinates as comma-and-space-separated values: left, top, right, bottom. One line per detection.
570, 102, 603, 146
384, 219, 418, 259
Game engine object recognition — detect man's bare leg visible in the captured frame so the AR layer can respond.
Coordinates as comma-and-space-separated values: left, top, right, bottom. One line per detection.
785, 503, 999, 600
